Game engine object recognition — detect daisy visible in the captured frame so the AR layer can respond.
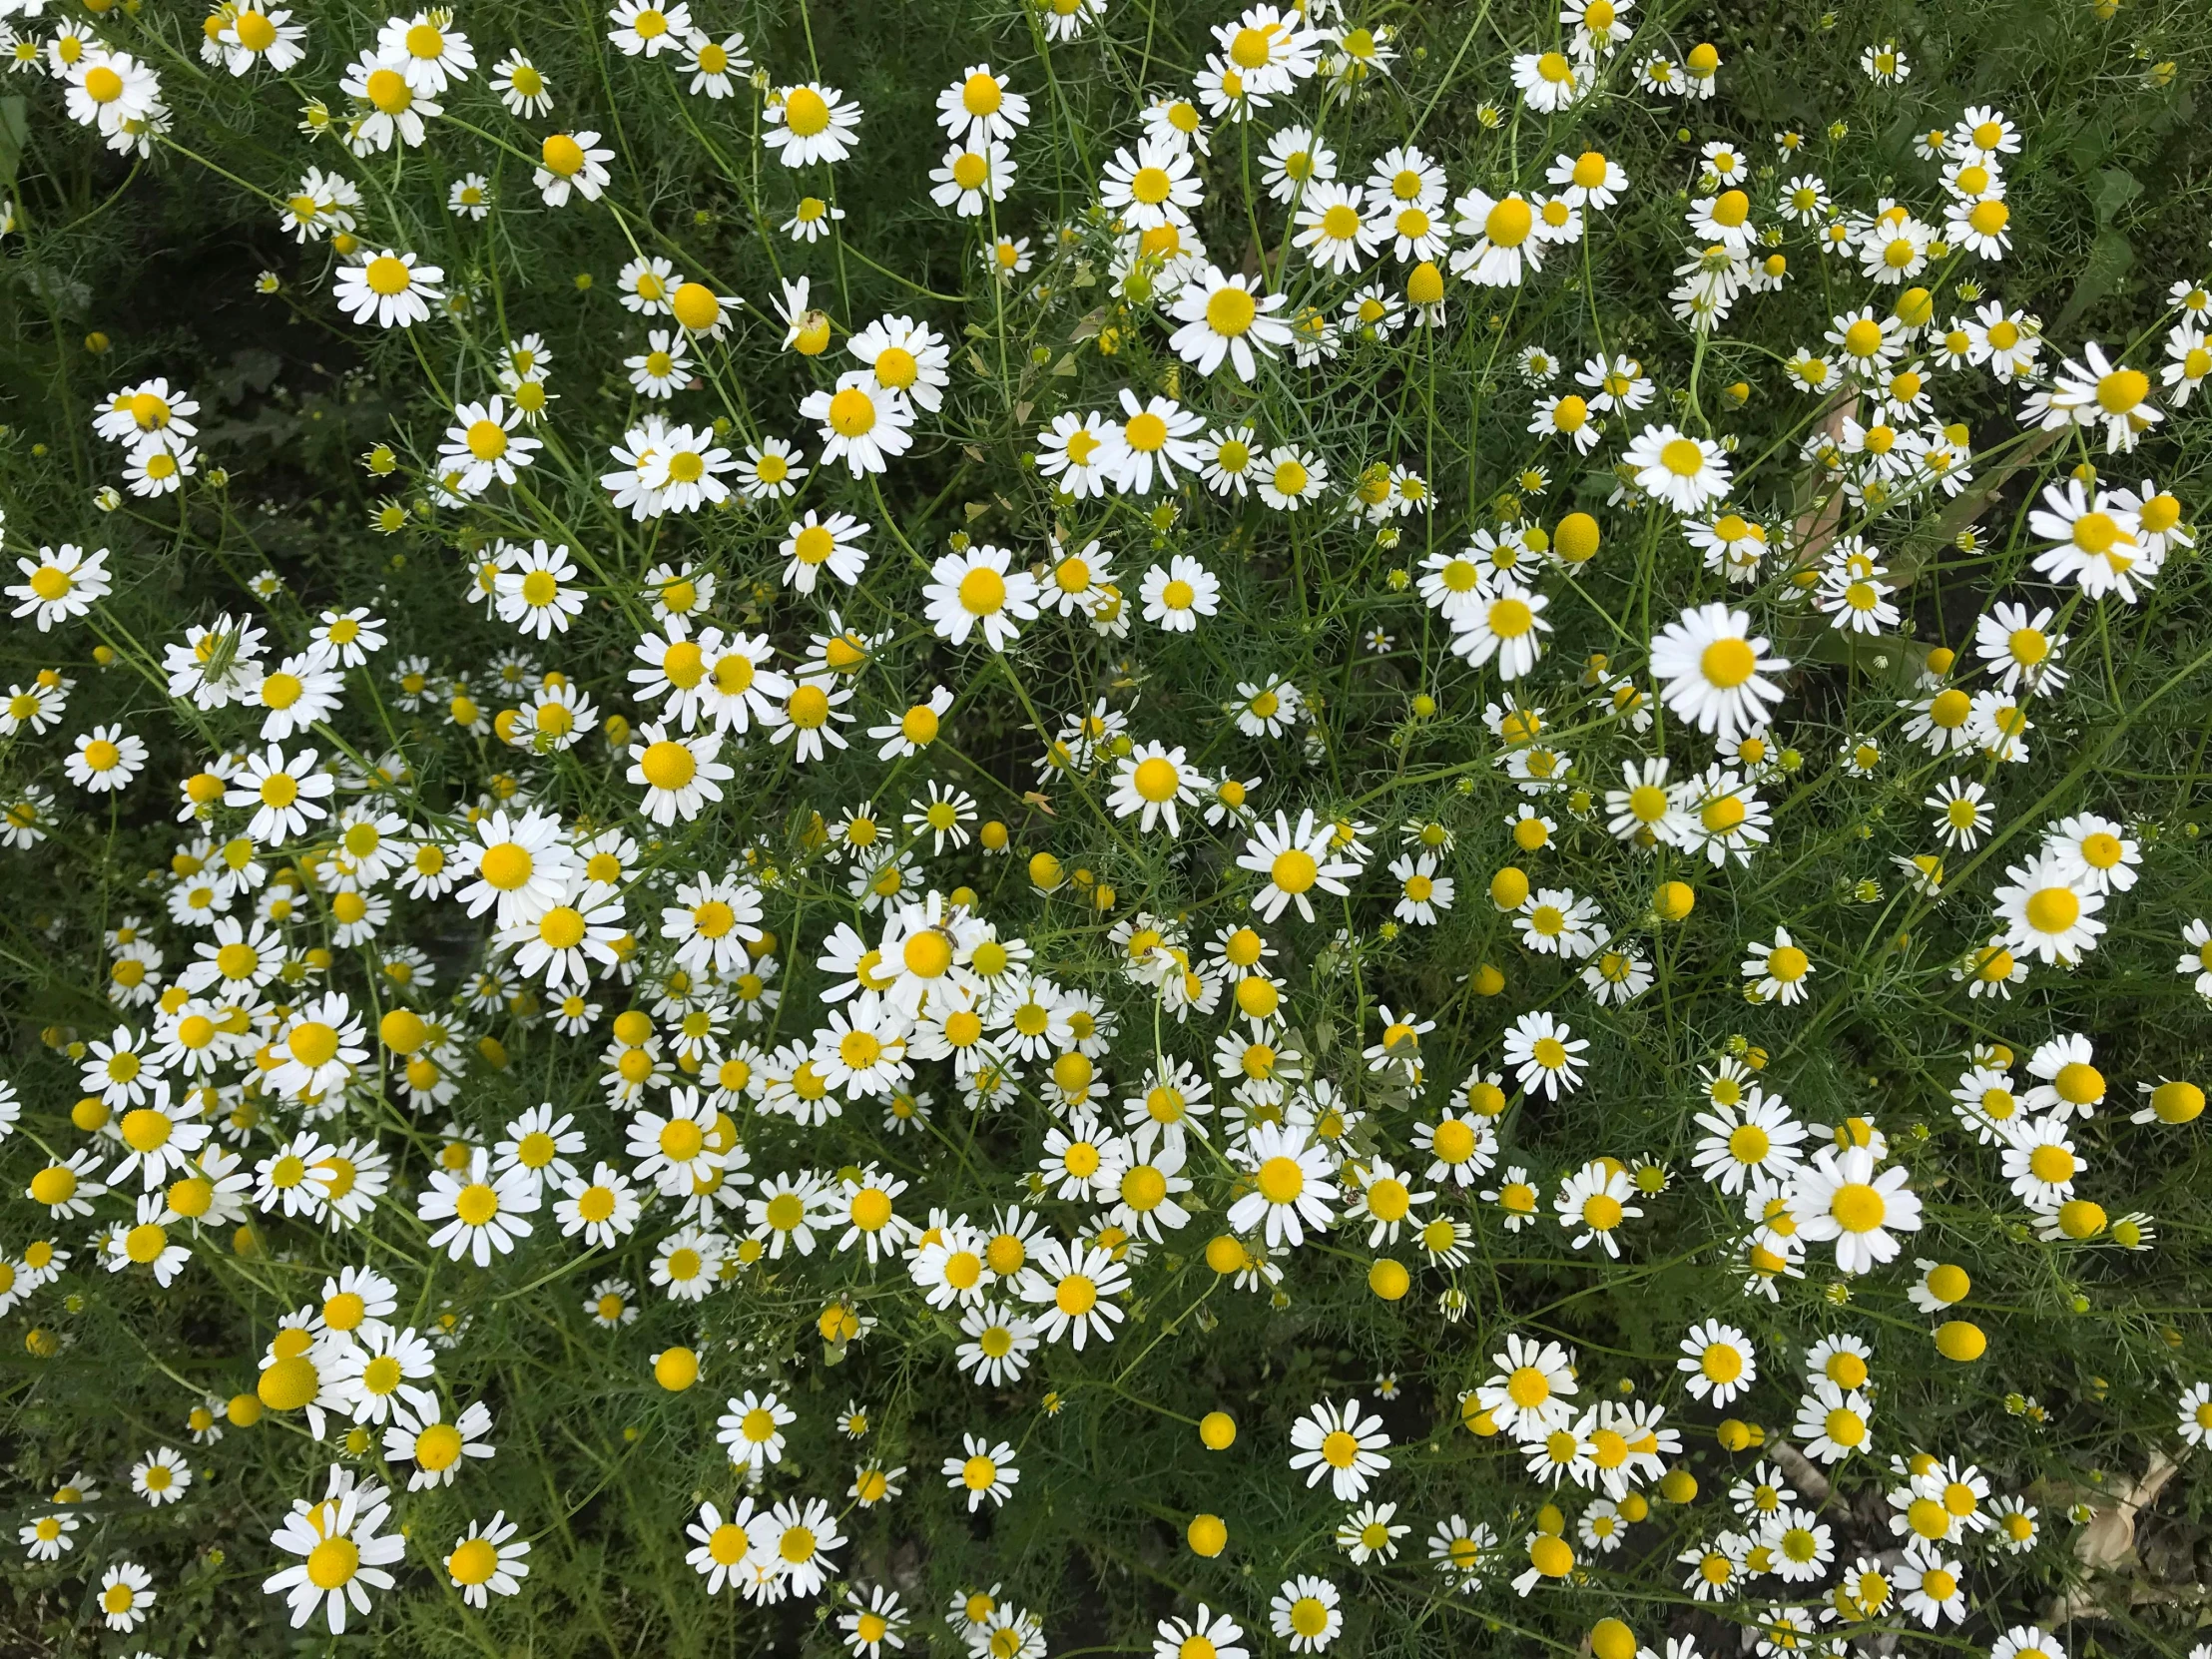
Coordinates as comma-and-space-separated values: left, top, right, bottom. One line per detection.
0, 679, 66, 738
453, 809, 578, 927
938, 63, 1028, 146
943, 1433, 1019, 1511
332, 250, 443, 329
1108, 744, 1203, 835
311, 607, 385, 666
1113, 389, 1207, 493
1258, 446, 1326, 509
1098, 139, 1203, 230
1502, 1010, 1587, 1099
1227, 1122, 1339, 1248
18, 1509, 78, 1562
955, 1302, 1039, 1384
262, 1465, 406, 1632
747, 1496, 843, 1598
1154, 1606, 1247, 1659
492, 540, 583, 638
1168, 267, 1294, 380
94, 1558, 155, 1631
684, 1497, 765, 1595
1238, 810, 1360, 922
781, 510, 870, 595
1789, 1145, 1922, 1274
1625, 423, 1731, 512
800, 373, 915, 476
1444, 571, 1554, 672
922, 133, 1011, 220
2115, 479, 2191, 561
1793, 1378, 1874, 1463
555, 1164, 640, 1249
2000, 1116, 2082, 1206
767, 675, 854, 764
1514, 886, 1602, 958
840, 1585, 909, 1657
603, 0, 692, 55
1035, 409, 1122, 498
1040, 538, 1115, 618
534, 128, 612, 205
624, 329, 691, 398
2022, 339, 2162, 452
1288, 1398, 1390, 1500
981, 234, 1032, 279
651, 1229, 727, 1300
1991, 853, 2104, 964
1449, 190, 1545, 285
2043, 814, 2139, 895
1550, 148, 1628, 210
1554, 1159, 1639, 1256
1896, 1544, 1968, 1626
220, 5, 308, 72
10, 542, 111, 628
445, 1512, 529, 1607
1649, 603, 1789, 739
849, 314, 950, 412
1679, 1321, 1758, 1404
1691, 1095, 1807, 1194
2027, 479, 2152, 600
1477, 1334, 1579, 1438
123, 438, 198, 497
735, 436, 808, 499
1140, 556, 1221, 631
1294, 182, 1381, 274
1742, 929, 1814, 1004
628, 724, 732, 826
922, 545, 1039, 651
719, 1389, 796, 1473
1270, 1577, 1342, 1653
418, 1149, 537, 1266
1017, 1235, 1128, 1350
65, 724, 147, 794
683, 32, 749, 97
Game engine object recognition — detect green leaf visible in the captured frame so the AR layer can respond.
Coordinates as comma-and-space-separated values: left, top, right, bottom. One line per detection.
2053, 227, 2134, 334
0, 97, 26, 195
2091, 166, 2141, 227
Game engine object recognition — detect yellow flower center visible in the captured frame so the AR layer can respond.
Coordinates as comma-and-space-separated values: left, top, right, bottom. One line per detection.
1205, 286, 1258, 336
783, 87, 830, 135
1830, 1182, 1886, 1232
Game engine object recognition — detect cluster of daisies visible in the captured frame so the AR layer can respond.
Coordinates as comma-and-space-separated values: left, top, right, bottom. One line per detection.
10, 0, 2212, 1656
